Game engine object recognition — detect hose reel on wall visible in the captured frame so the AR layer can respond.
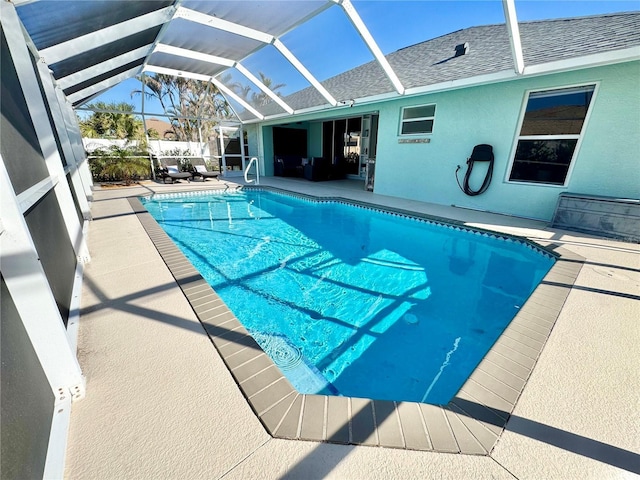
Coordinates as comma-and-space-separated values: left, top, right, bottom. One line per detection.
455, 144, 494, 196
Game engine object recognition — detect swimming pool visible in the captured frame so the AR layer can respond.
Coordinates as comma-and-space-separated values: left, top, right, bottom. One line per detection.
141, 189, 555, 405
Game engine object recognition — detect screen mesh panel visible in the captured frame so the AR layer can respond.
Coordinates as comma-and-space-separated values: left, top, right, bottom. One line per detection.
66, 173, 83, 224
17, 0, 173, 50
1, 276, 55, 480
0, 29, 50, 195
24, 190, 77, 326
50, 26, 162, 79
63, 59, 145, 97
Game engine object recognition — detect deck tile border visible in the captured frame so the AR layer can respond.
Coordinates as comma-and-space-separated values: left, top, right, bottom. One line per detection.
128, 192, 585, 454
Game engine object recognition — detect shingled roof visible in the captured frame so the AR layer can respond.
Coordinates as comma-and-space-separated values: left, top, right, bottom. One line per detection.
252, 12, 640, 119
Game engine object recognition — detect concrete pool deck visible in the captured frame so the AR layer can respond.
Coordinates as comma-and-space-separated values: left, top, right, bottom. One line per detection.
65, 177, 639, 479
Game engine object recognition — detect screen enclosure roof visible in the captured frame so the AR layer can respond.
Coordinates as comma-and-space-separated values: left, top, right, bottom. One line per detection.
14, 0, 640, 124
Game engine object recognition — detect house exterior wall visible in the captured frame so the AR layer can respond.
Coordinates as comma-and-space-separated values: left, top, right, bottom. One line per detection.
308, 122, 323, 158
261, 125, 276, 176
372, 62, 640, 221
257, 61, 639, 222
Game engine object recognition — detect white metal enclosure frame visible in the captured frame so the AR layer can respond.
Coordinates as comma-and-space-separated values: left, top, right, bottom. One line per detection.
1, 2, 91, 477
13, 0, 528, 124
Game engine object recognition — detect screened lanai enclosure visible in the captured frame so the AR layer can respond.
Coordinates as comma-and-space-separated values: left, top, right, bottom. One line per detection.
7, 0, 532, 181
10, 0, 530, 182
2, 0, 639, 478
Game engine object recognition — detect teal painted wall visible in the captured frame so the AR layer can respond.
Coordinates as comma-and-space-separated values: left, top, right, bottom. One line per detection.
261, 125, 275, 176
373, 62, 640, 221
245, 124, 259, 158
308, 122, 323, 157
253, 62, 639, 221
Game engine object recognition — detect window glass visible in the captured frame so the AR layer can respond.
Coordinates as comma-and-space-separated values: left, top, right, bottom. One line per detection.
400, 104, 435, 135
509, 85, 595, 185
402, 105, 435, 120
509, 139, 577, 185
401, 119, 434, 135
521, 87, 593, 136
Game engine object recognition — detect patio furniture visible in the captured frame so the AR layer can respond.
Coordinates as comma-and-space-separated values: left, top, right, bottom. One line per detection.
274, 155, 305, 177
303, 157, 342, 181
190, 158, 221, 181
160, 164, 192, 183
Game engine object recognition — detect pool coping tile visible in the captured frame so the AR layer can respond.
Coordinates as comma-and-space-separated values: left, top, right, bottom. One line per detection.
275, 394, 303, 438
260, 392, 298, 435
242, 365, 285, 398
396, 401, 431, 451
326, 396, 350, 444
299, 395, 326, 441
350, 398, 378, 446
374, 401, 405, 448
420, 404, 459, 453
128, 193, 585, 455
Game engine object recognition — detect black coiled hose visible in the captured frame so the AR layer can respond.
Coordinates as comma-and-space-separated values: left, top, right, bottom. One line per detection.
455, 144, 494, 196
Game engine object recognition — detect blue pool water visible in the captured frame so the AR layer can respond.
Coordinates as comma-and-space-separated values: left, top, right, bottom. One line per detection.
141, 190, 554, 405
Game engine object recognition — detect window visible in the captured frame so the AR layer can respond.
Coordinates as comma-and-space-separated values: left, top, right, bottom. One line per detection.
400, 104, 435, 135
508, 85, 595, 185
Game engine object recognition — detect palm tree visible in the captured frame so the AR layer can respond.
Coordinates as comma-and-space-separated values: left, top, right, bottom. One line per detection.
250, 72, 286, 107
132, 74, 231, 141
228, 72, 287, 107
79, 101, 144, 140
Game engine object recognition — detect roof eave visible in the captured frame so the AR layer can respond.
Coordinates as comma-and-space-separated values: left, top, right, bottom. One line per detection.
522, 46, 640, 76
406, 47, 640, 97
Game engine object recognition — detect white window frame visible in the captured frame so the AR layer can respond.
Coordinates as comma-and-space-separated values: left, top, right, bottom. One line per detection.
399, 103, 436, 136
505, 83, 599, 187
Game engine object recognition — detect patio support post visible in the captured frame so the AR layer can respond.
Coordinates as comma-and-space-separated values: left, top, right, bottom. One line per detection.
140, 75, 156, 180
218, 124, 226, 173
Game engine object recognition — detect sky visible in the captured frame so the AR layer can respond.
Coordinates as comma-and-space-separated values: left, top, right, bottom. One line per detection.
88, 0, 638, 117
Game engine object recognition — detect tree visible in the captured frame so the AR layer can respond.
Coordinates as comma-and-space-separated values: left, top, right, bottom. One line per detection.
249, 72, 286, 107
147, 128, 160, 139
132, 74, 231, 141
132, 72, 287, 141
79, 101, 144, 140
229, 71, 286, 107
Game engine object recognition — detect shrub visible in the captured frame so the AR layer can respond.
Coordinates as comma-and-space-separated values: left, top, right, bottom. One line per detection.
89, 144, 151, 185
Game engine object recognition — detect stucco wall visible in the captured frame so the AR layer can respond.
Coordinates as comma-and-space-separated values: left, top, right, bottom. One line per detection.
254, 61, 639, 221
372, 62, 640, 221
308, 122, 323, 158
261, 125, 275, 176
